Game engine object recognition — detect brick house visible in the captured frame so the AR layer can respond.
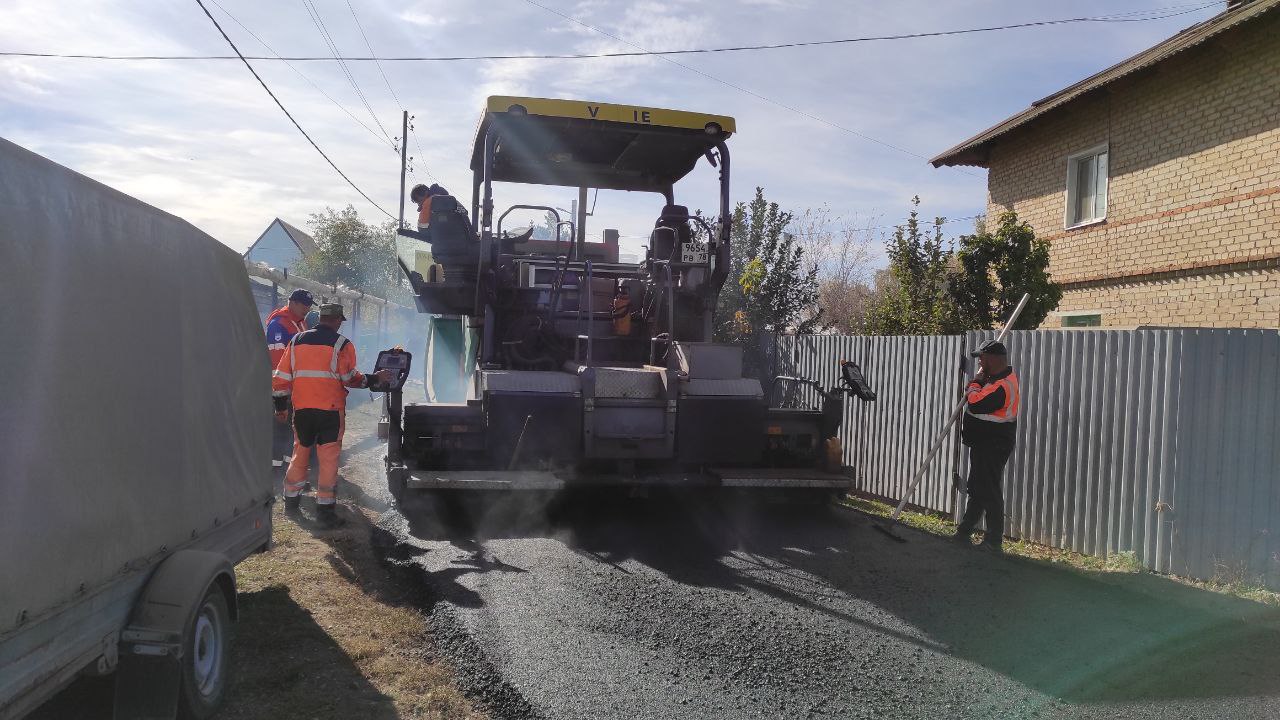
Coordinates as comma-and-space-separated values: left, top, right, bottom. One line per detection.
931, 0, 1280, 328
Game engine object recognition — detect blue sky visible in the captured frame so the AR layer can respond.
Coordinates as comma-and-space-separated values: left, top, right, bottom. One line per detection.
0, 1, 1221, 258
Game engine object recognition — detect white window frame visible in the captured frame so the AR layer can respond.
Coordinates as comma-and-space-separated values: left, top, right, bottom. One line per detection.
1064, 144, 1109, 229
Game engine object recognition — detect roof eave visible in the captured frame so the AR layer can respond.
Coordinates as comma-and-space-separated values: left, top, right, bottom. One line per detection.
930, 145, 990, 168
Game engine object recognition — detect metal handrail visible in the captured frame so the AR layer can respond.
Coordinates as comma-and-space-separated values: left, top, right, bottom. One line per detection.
584, 259, 594, 364
555, 220, 576, 261
663, 261, 675, 342
497, 205, 560, 241
769, 375, 827, 410
645, 260, 677, 362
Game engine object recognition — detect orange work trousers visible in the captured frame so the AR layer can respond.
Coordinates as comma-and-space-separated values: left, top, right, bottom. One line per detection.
284, 409, 346, 505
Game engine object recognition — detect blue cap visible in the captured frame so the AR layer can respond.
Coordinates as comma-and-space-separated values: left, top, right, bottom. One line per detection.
289, 289, 314, 306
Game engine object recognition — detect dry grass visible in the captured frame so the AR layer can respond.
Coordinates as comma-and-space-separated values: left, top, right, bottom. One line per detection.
225, 502, 484, 720
842, 494, 1280, 607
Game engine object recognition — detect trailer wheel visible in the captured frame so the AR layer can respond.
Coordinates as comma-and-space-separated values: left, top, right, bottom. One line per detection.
178, 585, 232, 719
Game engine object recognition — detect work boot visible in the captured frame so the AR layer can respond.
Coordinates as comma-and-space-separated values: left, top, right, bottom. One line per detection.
283, 495, 301, 515
950, 529, 973, 547
977, 540, 1003, 554
315, 504, 346, 529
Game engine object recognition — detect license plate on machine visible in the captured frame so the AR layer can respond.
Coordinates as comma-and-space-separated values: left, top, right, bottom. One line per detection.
680, 242, 708, 264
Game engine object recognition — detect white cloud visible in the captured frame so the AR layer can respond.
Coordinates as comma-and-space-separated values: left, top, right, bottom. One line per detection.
0, 60, 53, 96
397, 10, 451, 28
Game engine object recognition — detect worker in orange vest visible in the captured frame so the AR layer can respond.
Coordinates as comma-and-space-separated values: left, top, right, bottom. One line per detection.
410, 183, 448, 232
952, 340, 1020, 552
272, 303, 392, 528
265, 289, 312, 468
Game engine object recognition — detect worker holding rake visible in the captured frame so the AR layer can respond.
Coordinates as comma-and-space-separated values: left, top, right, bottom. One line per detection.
952, 340, 1020, 551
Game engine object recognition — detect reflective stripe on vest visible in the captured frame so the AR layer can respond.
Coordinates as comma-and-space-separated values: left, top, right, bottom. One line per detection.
967, 374, 1020, 423
336, 336, 357, 381
295, 370, 341, 379
288, 338, 347, 380
332, 337, 346, 374
281, 332, 357, 410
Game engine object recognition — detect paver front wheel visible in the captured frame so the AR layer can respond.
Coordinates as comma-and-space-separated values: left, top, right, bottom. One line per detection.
178, 585, 232, 719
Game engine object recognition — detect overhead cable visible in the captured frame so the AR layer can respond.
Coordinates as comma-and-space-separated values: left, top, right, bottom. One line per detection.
298, 0, 394, 145
192, 0, 394, 220
206, 0, 394, 151
344, 0, 402, 110
4, 3, 1219, 62
341, 0, 438, 182
521, 0, 946, 167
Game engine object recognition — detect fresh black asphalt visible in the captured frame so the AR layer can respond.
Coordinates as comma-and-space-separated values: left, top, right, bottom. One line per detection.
339, 398, 1280, 720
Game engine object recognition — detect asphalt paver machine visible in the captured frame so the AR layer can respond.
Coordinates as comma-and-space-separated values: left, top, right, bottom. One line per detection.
376, 96, 874, 499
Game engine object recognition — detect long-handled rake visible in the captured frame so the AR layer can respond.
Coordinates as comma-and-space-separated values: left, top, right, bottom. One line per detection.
872, 293, 1030, 543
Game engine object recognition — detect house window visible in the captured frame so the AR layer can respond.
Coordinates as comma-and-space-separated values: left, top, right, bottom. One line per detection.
1062, 313, 1102, 328
1065, 145, 1108, 228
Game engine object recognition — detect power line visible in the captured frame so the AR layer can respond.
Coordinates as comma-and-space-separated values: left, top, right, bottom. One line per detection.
192, 0, 394, 220
4, 3, 1220, 62
521, 0, 956, 170
298, 0, 394, 145
344, 0, 402, 110
535, 2, 1217, 175
206, 0, 394, 152
408, 120, 439, 183
340, 0, 438, 183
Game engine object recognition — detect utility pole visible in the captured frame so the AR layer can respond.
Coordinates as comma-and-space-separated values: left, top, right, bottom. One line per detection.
398, 110, 408, 229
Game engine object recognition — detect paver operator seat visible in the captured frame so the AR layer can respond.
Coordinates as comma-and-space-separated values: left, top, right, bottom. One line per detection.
650, 204, 693, 263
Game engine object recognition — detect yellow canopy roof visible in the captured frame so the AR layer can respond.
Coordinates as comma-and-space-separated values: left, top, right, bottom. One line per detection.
470, 96, 735, 192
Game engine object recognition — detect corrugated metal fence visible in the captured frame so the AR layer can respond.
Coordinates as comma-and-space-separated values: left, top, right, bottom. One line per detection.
775, 329, 1280, 589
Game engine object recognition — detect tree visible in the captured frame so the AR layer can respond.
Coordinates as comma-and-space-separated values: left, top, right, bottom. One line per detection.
528, 211, 561, 241
715, 187, 822, 372
864, 199, 1062, 335
793, 206, 878, 334
864, 196, 954, 335
294, 205, 410, 304
950, 210, 1062, 330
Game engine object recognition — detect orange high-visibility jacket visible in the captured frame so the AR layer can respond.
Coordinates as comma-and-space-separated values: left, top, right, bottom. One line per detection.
417, 196, 433, 229
272, 325, 367, 411
965, 369, 1020, 423
962, 367, 1020, 447
264, 305, 307, 368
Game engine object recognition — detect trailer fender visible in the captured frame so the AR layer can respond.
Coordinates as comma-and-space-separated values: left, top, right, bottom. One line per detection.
113, 550, 236, 720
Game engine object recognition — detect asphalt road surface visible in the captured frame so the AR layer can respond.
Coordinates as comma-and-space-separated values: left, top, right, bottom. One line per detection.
337, 401, 1280, 720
